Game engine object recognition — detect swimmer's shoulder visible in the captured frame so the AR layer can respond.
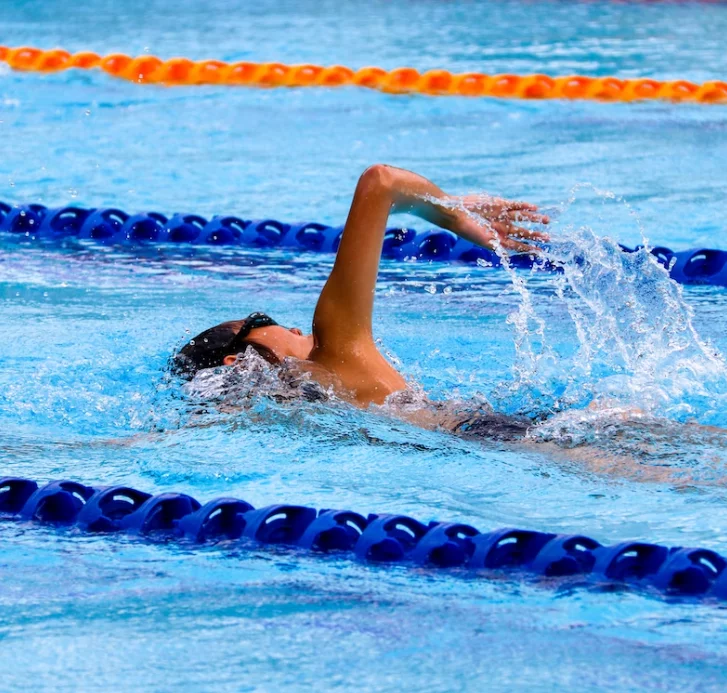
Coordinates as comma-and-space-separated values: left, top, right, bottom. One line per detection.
308, 343, 408, 407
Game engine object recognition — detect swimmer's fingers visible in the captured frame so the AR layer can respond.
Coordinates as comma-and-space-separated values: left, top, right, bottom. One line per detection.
470, 223, 541, 254
500, 199, 539, 212
511, 227, 550, 242
491, 221, 549, 243
504, 209, 550, 224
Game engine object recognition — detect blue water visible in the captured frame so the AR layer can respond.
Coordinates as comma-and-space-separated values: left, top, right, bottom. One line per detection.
3, 1, 727, 690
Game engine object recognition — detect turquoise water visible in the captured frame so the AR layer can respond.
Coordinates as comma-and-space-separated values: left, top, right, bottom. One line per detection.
3, 1, 727, 690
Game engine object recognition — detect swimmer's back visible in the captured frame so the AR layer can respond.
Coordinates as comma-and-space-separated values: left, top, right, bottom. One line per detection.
453, 411, 532, 442
389, 393, 532, 443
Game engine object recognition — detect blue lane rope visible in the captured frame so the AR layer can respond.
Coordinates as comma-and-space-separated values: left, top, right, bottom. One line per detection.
1, 201, 726, 286
2, 476, 727, 602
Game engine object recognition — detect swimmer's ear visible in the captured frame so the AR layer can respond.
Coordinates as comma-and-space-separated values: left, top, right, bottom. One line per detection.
222, 354, 237, 366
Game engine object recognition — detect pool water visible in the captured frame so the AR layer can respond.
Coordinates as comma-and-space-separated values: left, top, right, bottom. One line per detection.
3, 1, 727, 690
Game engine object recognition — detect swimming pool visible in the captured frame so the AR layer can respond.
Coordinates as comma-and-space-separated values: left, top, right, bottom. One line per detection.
3, 0, 727, 690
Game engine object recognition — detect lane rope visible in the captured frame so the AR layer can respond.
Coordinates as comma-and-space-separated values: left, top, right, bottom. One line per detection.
2, 476, 726, 602
1, 200, 726, 286
2, 45, 726, 103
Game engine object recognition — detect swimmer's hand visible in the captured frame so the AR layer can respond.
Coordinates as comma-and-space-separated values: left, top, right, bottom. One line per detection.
388, 169, 549, 254
452, 194, 550, 253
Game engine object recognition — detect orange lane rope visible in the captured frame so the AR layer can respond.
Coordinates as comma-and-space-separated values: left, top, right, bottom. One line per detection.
1, 45, 726, 103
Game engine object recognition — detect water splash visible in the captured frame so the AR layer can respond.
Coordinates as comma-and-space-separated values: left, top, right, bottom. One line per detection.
492, 185, 727, 441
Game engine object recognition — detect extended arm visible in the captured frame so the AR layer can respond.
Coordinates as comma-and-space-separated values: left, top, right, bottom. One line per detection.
312, 165, 547, 353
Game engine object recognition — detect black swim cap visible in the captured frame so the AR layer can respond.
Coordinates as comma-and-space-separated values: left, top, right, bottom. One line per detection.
171, 312, 279, 378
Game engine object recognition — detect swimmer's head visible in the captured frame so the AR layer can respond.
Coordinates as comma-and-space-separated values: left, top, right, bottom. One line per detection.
171, 312, 314, 378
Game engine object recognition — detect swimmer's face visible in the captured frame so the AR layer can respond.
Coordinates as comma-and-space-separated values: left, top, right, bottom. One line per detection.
221, 325, 313, 366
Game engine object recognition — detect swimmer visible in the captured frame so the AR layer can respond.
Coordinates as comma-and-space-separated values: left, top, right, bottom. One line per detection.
172, 164, 549, 438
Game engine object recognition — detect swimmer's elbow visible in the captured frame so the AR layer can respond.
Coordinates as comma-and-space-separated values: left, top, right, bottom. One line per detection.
357, 164, 395, 196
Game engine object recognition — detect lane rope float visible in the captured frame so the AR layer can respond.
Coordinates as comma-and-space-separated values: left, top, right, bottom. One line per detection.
2, 475, 727, 602
2, 45, 726, 103
1, 200, 726, 286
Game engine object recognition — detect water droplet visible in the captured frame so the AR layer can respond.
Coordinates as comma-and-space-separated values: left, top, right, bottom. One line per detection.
68, 188, 78, 198
443, 286, 453, 295
85, 109, 91, 116
425, 284, 436, 294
